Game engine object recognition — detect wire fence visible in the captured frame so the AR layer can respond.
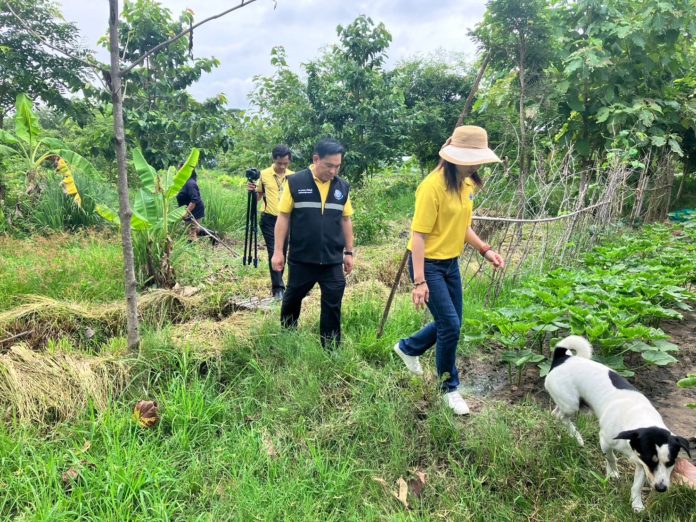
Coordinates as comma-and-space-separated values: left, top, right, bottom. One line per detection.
455, 150, 679, 305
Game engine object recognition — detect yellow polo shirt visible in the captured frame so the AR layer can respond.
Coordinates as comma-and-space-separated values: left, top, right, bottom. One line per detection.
257, 165, 294, 216
407, 168, 475, 259
278, 166, 354, 217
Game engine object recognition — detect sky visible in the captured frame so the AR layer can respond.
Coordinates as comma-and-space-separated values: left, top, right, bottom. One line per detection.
58, 0, 487, 109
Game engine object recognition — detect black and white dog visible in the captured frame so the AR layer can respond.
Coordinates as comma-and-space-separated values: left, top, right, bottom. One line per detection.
544, 335, 691, 512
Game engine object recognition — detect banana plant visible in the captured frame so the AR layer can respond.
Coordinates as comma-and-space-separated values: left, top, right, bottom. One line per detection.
0, 94, 99, 196
97, 147, 200, 287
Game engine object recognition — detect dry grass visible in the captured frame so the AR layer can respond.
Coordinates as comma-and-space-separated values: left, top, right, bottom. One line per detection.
0, 342, 130, 425
169, 313, 260, 357
0, 291, 209, 348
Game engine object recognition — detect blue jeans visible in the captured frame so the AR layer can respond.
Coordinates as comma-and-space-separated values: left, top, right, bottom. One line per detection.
399, 256, 462, 392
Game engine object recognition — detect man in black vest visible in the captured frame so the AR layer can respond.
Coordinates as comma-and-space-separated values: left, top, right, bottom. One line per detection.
272, 139, 354, 349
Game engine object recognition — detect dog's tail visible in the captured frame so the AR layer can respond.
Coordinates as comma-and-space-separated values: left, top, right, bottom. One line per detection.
554, 335, 593, 359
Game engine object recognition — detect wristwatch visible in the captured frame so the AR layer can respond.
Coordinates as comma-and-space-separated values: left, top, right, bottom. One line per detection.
343, 251, 353, 256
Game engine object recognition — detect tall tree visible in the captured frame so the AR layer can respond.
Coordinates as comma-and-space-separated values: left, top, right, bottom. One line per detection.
553, 0, 693, 158
249, 46, 317, 164
305, 15, 404, 183
472, 0, 553, 216
0, 0, 92, 128
97, 0, 233, 168
390, 57, 475, 172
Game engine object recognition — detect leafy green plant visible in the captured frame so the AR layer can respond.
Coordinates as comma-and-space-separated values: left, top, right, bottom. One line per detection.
0, 94, 102, 230
98, 148, 199, 287
502, 350, 546, 385
485, 222, 696, 376
677, 373, 696, 409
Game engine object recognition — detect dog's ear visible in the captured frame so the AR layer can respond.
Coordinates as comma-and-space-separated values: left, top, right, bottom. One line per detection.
674, 435, 692, 458
615, 429, 642, 442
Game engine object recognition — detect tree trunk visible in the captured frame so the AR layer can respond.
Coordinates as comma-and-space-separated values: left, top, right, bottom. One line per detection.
455, 53, 491, 127
675, 163, 689, 205
517, 39, 527, 220
109, 0, 140, 351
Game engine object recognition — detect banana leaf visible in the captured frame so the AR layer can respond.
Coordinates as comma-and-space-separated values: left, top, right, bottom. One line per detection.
132, 148, 157, 192
166, 147, 199, 198
15, 94, 41, 146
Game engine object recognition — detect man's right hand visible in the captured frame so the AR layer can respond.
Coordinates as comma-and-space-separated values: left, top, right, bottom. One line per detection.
247, 182, 257, 192
271, 252, 285, 272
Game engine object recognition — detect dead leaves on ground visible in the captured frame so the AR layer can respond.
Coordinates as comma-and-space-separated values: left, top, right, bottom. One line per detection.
132, 400, 160, 428
262, 431, 279, 459
373, 470, 427, 509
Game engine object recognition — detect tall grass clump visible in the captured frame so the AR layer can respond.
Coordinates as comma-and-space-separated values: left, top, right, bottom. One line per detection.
27, 172, 118, 232
351, 164, 418, 244
0, 233, 124, 311
198, 175, 247, 237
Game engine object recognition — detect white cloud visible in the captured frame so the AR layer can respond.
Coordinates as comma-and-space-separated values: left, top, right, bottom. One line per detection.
58, 0, 487, 108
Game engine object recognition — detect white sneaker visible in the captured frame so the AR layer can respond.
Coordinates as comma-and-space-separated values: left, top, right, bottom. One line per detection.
443, 391, 470, 415
393, 342, 423, 376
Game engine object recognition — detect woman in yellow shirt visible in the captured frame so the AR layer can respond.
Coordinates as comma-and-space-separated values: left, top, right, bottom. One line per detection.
393, 126, 505, 415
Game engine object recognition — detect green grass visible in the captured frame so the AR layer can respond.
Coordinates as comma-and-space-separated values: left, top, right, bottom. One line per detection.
2, 324, 694, 520
2, 175, 695, 520
0, 232, 124, 311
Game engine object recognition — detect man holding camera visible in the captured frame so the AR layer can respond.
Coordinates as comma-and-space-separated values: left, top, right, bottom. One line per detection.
247, 145, 294, 300
272, 138, 354, 350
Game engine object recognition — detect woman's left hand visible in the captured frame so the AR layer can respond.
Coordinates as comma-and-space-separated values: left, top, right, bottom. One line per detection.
483, 249, 505, 269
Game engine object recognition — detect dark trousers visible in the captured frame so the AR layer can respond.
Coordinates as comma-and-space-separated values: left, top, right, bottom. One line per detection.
261, 213, 288, 293
280, 261, 346, 349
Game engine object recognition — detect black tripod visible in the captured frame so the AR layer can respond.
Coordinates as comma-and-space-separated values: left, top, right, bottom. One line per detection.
243, 169, 260, 267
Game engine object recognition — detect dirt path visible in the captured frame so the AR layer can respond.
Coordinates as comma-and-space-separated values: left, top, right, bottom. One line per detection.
636, 312, 696, 440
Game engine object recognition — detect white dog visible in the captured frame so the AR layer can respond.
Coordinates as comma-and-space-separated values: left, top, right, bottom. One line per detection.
544, 335, 691, 512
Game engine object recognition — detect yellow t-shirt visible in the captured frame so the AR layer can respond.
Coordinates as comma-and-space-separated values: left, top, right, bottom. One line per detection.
407, 168, 475, 259
278, 166, 354, 217
257, 165, 294, 216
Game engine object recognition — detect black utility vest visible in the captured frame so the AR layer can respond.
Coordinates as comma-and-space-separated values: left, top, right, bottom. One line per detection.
287, 169, 350, 265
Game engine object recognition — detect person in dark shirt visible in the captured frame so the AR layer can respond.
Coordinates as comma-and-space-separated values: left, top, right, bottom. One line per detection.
176, 168, 205, 241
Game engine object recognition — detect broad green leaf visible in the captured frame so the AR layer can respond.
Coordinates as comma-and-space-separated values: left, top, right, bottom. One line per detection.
133, 189, 157, 223
596, 107, 611, 123
162, 167, 175, 196
131, 209, 153, 231
641, 351, 677, 366
650, 135, 666, 147
166, 147, 200, 198
167, 206, 187, 226
676, 374, 696, 388
567, 97, 584, 113
41, 137, 67, 150
668, 138, 683, 157
132, 148, 156, 192
52, 149, 104, 181
627, 340, 653, 353
533, 324, 559, 332
15, 93, 41, 145
652, 340, 679, 352
537, 360, 551, 377
0, 129, 19, 145
0, 144, 17, 156
96, 204, 119, 225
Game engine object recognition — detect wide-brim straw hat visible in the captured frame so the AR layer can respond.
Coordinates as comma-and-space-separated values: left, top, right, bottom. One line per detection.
439, 125, 501, 166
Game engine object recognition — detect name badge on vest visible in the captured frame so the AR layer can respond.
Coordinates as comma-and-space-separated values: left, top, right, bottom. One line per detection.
298, 188, 313, 195
334, 189, 345, 201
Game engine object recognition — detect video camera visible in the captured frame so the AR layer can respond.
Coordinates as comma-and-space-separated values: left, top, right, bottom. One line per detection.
245, 168, 261, 183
